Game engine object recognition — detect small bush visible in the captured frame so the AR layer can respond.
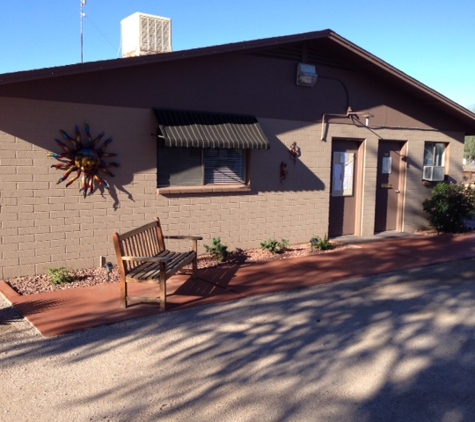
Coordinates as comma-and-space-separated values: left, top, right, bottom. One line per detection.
48, 267, 75, 285
204, 237, 230, 262
260, 238, 289, 254
310, 234, 334, 251
422, 182, 475, 234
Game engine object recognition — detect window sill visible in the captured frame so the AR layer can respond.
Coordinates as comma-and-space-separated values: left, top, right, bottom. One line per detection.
157, 184, 252, 195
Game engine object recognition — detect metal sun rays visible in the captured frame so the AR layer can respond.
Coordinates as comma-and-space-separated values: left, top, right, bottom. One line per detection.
47, 123, 119, 197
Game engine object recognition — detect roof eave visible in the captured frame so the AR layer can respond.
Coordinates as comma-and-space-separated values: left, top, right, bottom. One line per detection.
0, 29, 333, 85
326, 32, 475, 132
1, 28, 475, 132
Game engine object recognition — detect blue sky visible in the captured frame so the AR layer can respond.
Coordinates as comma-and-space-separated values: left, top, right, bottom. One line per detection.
1, 0, 474, 109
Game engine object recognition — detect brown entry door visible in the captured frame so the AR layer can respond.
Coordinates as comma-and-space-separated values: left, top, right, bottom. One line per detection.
374, 141, 405, 233
329, 140, 360, 237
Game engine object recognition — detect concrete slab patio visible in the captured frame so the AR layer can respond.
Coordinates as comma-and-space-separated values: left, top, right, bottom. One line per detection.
1, 232, 475, 337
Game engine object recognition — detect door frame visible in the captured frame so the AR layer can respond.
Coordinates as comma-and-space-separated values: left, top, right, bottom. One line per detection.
374, 140, 408, 233
328, 138, 365, 237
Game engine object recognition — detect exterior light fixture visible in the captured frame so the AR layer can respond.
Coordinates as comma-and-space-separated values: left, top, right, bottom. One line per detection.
296, 63, 318, 87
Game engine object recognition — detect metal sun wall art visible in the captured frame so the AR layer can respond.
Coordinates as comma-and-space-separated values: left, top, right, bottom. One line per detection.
47, 123, 119, 197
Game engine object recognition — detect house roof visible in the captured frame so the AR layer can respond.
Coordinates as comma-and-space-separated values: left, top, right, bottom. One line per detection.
1, 29, 475, 131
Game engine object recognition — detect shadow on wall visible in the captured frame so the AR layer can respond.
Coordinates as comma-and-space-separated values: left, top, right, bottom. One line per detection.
159, 134, 326, 203
402, 145, 463, 231
0, 98, 159, 210
0, 97, 329, 216
250, 133, 325, 194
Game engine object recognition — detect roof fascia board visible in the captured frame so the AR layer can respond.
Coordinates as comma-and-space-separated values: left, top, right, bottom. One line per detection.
1, 28, 474, 128
326, 31, 475, 124
0, 30, 332, 86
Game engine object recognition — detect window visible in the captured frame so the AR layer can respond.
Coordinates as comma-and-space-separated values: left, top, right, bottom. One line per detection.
331, 151, 355, 197
423, 142, 447, 181
204, 148, 246, 184
153, 109, 270, 192
158, 145, 248, 188
424, 142, 446, 167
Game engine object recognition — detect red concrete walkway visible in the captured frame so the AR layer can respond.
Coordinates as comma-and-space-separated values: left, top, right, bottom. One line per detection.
1, 233, 475, 338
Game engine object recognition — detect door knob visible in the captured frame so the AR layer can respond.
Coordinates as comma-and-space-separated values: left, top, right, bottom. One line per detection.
395, 190, 400, 193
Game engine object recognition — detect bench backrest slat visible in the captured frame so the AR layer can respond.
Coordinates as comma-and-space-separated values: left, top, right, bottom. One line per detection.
113, 217, 167, 273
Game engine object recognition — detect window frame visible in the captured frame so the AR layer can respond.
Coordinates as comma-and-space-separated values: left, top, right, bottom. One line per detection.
422, 141, 448, 182
423, 142, 446, 167
157, 145, 251, 194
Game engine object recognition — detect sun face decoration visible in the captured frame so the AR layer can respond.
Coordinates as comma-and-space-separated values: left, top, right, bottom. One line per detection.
47, 123, 119, 197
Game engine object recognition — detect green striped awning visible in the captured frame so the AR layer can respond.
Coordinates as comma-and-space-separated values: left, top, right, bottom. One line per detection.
153, 109, 270, 150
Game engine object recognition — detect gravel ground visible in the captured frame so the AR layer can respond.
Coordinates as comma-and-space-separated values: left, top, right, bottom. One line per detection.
5, 242, 350, 296
2, 259, 475, 421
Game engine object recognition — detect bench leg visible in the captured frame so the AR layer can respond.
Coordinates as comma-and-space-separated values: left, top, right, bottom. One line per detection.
192, 257, 198, 279
160, 263, 167, 311
120, 277, 128, 308
191, 240, 198, 279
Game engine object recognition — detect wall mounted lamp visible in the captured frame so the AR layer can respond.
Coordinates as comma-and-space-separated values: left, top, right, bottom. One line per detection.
296, 63, 318, 87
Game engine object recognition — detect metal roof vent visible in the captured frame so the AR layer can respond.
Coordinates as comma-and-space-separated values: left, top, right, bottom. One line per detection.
121, 12, 172, 58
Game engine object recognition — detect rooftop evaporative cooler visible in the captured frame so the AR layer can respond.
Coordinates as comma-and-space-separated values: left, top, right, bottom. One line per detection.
121, 12, 172, 58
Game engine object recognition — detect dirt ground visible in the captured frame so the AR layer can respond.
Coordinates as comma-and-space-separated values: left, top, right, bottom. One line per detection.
6, 241, 354, 296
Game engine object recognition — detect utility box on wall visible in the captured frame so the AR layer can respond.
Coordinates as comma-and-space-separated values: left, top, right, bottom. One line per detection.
121, 12, 172, 58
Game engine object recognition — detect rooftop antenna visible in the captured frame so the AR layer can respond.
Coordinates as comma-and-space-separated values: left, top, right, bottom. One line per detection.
80, 0, 87, 62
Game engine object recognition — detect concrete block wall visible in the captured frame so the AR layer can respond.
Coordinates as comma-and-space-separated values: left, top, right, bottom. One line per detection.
0, 97, 158, 278
0, 99, 330, 279
158, 118, 332, 253
325, 123, 465, 234
0, 96, 466, 279
398, 128, 465, 231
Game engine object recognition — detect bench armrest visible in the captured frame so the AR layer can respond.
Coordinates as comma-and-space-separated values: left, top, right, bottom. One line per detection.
121, 256, 172, 263
164, 235, 203, 240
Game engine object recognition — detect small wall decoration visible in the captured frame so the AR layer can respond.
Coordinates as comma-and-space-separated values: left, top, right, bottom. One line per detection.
280, 161, 288, 181
289, 142, 300, 163
47, 123, 119, 197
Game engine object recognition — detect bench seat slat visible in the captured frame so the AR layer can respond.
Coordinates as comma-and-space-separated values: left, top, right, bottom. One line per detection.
127, 251, 195, 281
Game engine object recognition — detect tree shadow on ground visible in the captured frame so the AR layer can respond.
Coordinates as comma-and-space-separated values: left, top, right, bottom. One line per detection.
2, 259, 475, 421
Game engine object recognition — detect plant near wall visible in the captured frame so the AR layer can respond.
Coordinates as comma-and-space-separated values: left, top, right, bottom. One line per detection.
260, 238, 289, 254
310, 234, 334, 251
204, 237, 230, 262
47, 267, 75, 285
422, 182, 475, 234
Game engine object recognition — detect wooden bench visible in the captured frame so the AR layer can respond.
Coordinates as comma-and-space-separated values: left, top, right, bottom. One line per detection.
112, 217, 202, 309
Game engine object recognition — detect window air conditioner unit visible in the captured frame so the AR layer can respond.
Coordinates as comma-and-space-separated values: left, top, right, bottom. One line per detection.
423, 166, 445, 181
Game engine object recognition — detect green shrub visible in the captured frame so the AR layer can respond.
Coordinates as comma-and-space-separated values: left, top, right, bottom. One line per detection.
422, 182, 475, 234
204, 237, 230, 262
260, 238, 289, 254
47, 267, 75, 285
310, 234, 334, 251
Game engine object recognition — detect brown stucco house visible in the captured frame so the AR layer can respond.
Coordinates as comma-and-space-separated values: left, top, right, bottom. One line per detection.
1, 29, 475, 279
